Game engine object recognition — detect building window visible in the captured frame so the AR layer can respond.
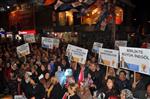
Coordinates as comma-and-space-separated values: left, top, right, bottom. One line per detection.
58, 11, 74, 26
115, 6, 123, 25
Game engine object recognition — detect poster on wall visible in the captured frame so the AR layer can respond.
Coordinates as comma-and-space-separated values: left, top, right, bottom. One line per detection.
92, 42, 103, 53
115, 40, 127, 50
42, 37, 53, 49
119, 47, 150, 75
66, 44, 88, 64
53, 38, 60, 48
17, 43, 30, 57
98, 48, 119, 68
23, 34, 36, 43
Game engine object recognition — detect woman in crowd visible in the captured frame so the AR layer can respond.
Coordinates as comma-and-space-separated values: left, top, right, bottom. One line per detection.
120, 89, 137, 99
55, 65, 65, 87
47, 76, 63, 99
64, 83, 80, 99
94, 77, 118, 99
105, 67, 116, 80
77, 82, 93, 99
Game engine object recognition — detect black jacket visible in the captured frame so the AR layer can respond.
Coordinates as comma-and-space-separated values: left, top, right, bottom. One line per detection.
49, 83, 63, 99
67, 94, 80, 99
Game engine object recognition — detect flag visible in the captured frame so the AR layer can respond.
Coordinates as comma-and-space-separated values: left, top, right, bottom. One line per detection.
54, 0, 64, 10
78, 67, 84, 87
62, 93, 68, 99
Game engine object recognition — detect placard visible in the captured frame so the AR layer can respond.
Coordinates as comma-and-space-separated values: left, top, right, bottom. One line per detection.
41, 37, 53, 49
17, 43, 30, 57
92, 42, 103, 53
53, 38, 60, 48
98, 48, 119, 68
119, 47, 150, 75
66, 44, 88, 64
23, 34, 35, 43
115, 40, 127, 50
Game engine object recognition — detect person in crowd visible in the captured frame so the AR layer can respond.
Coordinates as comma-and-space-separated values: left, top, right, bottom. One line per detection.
47, 76, 63, 99
8, 63, 18, 95
64, 83, 80, 99
104, 77, 119, 98
105, 67, 116, 80
77, 82, 93, 99
134, 83, 150, 99
29, 75, 46, 99
40, 72, 51, 97
71, 61, 81, 82
21, 72, 34, 98
116, 71, 131, 92
89, 63, 103, 95
132, 73, 146, 97
84, 60, 90, 78
94, 77, 119, 99
120, 89, 137, 99
61, 58, 70, 70
55, 65, 65, 87
48, 59, 56, 76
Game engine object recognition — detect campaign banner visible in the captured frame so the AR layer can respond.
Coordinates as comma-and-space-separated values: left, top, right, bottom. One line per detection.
53, 38, 60, 48
23, 34, 35, 43
119, 47, 150, 75
115, 40, 127, 50
41, 37, 53, 49
66, 44, 88, 64
92, 42, 103, 53
98, 48, 119, 68
17, 43, 30, 57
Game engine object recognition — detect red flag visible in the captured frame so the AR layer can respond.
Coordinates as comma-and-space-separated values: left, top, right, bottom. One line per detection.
62, 93, 68, 99
78, 68, 84, 87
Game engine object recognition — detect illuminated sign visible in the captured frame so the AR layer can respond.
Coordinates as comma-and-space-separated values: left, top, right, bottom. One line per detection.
19, 29, 36, 35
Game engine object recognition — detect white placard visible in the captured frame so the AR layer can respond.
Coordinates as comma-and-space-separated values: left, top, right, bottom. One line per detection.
17, 43, 30, 57
41, 37, 53, 49
14, 95, 27, 99
23, 34, 35, 43
92, 42, 103, 53
66, 44, 88, 64
53, 38, 60, 48
98, 48, 119, 68
119, 47, 150, 75
115, 40, 127, 50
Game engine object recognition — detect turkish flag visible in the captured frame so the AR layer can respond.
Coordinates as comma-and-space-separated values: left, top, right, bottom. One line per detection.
78, 67, 84, 87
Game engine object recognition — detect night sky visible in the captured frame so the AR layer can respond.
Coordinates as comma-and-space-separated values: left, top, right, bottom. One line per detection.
131, 0, 150, 24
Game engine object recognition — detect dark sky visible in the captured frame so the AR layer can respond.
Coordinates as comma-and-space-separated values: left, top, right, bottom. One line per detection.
131, 0, 150, 23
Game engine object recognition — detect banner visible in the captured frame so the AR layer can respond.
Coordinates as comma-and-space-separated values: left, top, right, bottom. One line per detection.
66, 44, 88, 64
98, 48, 119, 68
19, 29, 36, 35
119, 47, 150, 75
115, 40, 127, 50
41, 37, 53, 49
92, 42, 103, 53
23, 34, 35, 43
53, 38, 60, 48
17, 43, 30, 57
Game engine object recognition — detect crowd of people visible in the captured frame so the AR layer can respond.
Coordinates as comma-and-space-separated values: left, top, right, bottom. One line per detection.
0, 39, 150, 99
